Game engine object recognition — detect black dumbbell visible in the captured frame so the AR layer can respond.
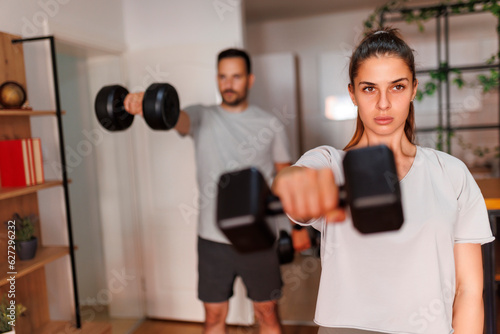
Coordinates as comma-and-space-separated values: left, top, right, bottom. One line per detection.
216, 168, 295, 263
277, 230, 294, 265
216, 145, 404, 253
94, 83, 180, 131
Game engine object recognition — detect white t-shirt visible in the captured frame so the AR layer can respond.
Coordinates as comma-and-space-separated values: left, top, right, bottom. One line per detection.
184, 104, 291, 244
292, 145, 494, 334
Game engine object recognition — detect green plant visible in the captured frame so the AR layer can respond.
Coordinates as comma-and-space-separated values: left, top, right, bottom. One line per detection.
8, 213, 37, 242
457, 135, 500, 158
415, 62, 465, 101
478, 66, 500, 93
363, 0, 410, 32
0, 295, 26, 333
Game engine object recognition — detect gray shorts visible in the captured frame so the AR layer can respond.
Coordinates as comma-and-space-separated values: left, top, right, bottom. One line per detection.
198, 237, 282, 303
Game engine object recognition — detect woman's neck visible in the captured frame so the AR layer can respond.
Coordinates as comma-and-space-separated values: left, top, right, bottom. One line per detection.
354, 132, 417, 180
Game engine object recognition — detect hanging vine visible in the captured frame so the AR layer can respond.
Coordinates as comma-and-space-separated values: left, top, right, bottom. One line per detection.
363, 0, 500, 98
414, 62, 465, 101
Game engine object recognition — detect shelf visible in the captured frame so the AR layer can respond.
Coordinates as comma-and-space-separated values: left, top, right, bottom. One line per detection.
383, 1, 493, 20
416, 124, 500, 133
0, 180, 64, 200
0, 31, 82, 332
39, 321, 112, 334
0, 109, 65, 116
476, 178, 500, 211
416, 62, 500, 75
0, 246, 69, 286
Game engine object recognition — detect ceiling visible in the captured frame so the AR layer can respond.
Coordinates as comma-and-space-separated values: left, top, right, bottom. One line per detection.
245, 0, 437, 24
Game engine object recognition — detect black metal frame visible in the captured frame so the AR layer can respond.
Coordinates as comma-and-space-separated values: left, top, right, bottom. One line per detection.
380, 4, 499, 333
483, 210, 498, 334
381, 2, 500, 155
11, 36, 81, 329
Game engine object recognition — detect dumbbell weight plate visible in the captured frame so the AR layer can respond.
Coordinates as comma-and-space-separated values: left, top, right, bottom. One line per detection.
217, 167, 277, 253
95, 85, 134, 131
142, 83, 180, 130
343, 145, 404, 234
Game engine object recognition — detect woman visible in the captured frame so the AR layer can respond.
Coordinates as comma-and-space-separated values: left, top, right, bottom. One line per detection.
272, 28, 494, 334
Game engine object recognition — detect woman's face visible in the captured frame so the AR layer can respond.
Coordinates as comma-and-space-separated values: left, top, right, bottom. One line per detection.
348, 55, 418, 139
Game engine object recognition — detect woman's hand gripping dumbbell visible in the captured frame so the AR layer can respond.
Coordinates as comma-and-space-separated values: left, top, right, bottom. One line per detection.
216, 145, 405, 253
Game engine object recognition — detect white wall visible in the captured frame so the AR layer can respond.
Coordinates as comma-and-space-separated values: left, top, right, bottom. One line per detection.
249, 53, 301, 160
121, 0, 248, 322
85, 54, 144, 318
124, 0, 243, 50
246, 9, 499, 168
56, 52, 106, 310
1, 0, 125, 52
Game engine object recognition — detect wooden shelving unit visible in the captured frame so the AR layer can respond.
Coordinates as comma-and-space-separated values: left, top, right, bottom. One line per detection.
476, 178, 500, 211
477, 178, 500, 283
0, 246, 69, 285
0, 31, 111, 334
0, 180, 64, 200
0, 110, 65, 116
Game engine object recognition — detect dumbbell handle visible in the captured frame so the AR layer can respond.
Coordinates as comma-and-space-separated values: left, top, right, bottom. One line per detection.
265, 186, 347, 217
266, 195, 283, 215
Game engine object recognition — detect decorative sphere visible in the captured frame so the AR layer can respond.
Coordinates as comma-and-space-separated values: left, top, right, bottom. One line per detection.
0, 81, 26, 108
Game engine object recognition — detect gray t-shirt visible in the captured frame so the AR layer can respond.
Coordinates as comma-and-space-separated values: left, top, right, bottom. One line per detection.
184, 104, 291, 244
292, 145, 494, 334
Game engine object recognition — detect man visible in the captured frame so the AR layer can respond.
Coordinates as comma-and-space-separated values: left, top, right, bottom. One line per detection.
124, 48, 308, 333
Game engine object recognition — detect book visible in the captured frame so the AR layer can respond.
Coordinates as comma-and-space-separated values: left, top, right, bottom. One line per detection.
0, 139, 32, 187
26, 138, 35, 185
32, 138, 44, 184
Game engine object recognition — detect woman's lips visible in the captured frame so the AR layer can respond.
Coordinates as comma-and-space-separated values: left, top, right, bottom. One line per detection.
374, 116, 394, 125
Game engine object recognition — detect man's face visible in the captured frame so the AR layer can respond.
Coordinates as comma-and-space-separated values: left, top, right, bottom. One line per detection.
217, 57, 254, 107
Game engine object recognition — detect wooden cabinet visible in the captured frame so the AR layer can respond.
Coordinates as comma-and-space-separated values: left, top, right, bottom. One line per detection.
476, 178, 500, 334
0, 31, 110, 334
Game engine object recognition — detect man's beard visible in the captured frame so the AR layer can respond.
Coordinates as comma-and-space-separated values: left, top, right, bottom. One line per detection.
221, 89, 248, 107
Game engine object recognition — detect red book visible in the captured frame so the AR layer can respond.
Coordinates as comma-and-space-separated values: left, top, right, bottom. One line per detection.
0, 139, 32, 187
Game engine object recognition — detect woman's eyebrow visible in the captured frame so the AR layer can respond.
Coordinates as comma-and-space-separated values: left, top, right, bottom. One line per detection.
391, 78, 410, 84
358, 78, 410, 86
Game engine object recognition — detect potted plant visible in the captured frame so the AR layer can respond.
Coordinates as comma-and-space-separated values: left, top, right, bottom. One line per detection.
8, 213, 38, 261
0, 295, 26, 334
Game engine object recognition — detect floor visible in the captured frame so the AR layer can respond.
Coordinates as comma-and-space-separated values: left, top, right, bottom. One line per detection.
131, 320, 319, 334
81, 248, 500, 334
81, 252, 321, 334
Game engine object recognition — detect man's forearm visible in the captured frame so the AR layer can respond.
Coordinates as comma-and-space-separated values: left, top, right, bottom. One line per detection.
175, 110, 190, 135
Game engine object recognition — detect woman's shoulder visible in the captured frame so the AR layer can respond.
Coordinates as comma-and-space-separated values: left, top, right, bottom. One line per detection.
301, 145, 345, 163
418, 146, 468, 168
294, 146, 345, 181
417, 146, 472, 183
